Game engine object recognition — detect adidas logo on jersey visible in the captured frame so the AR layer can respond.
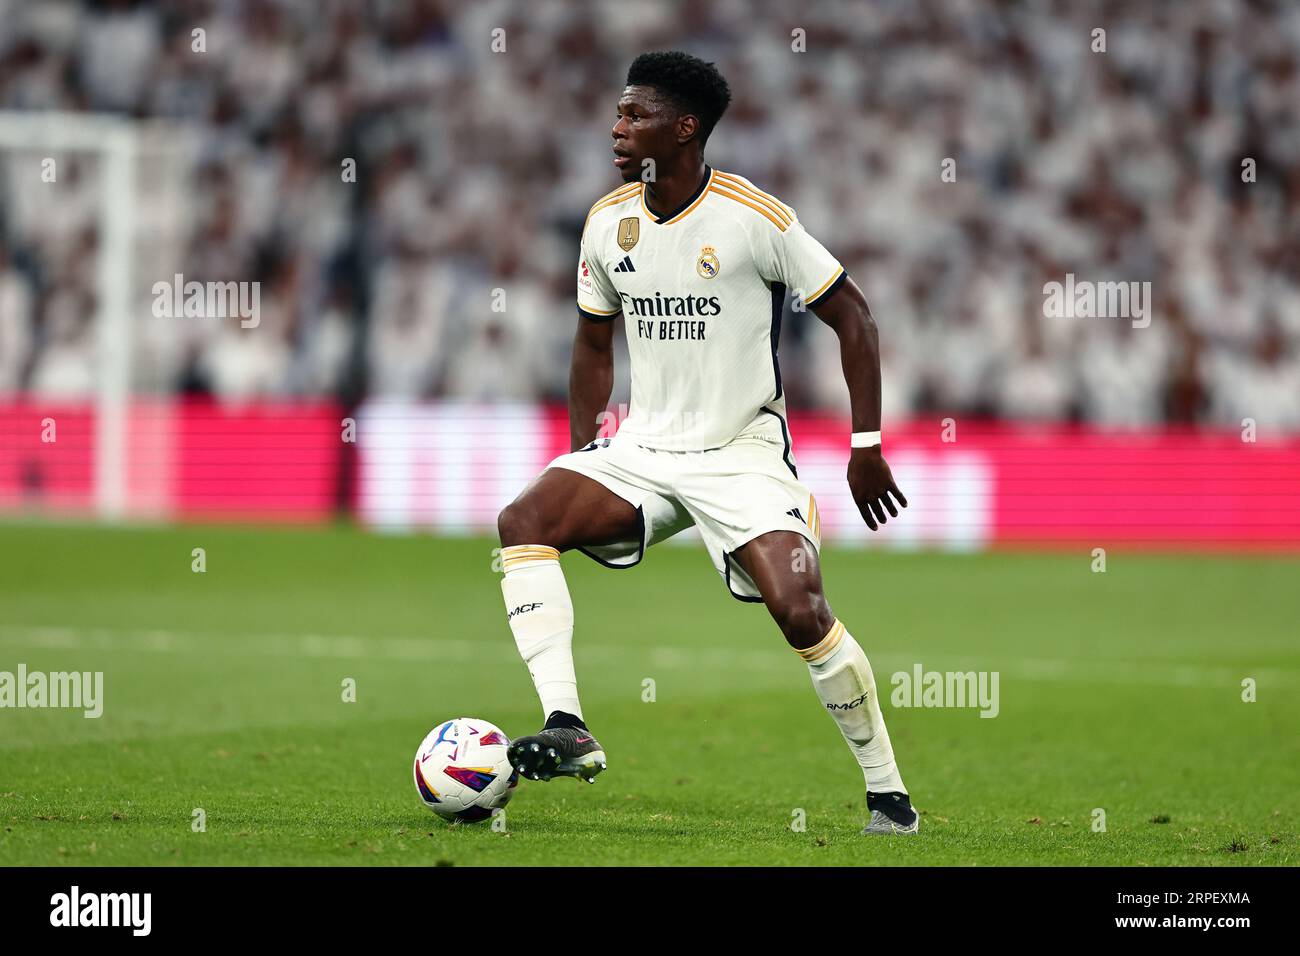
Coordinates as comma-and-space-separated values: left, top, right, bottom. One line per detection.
613, 255, 636, 273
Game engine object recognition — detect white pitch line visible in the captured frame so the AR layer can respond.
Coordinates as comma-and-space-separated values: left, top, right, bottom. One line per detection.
0, 625, 1293, 689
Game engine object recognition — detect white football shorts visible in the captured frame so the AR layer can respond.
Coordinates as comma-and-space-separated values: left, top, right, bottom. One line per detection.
546, 412, 822, 602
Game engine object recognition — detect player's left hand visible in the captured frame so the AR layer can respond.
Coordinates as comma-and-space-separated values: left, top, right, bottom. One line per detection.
847, 447, 907, 531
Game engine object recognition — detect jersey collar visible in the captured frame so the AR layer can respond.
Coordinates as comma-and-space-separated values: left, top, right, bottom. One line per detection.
641, 165, 714, 225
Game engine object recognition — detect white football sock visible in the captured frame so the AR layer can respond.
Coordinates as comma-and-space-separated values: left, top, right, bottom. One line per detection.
799, 620, 906, 795
500, 545, 582, 721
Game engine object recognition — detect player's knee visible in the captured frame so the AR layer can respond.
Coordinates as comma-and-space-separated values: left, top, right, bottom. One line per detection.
771, 594, 836, 650
497, 499, 544, 547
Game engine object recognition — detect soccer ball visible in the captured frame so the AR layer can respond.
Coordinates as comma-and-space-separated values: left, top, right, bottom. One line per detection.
413, 717, 518, 823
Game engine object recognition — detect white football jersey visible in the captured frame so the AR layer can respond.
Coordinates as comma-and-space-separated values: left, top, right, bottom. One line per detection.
577, 166, 845, 452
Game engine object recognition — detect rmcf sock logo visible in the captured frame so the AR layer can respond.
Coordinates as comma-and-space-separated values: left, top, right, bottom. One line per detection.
49, 886, 151, 936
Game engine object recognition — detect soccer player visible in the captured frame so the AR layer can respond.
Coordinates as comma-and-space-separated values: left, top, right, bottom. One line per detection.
498, 52, 917, 835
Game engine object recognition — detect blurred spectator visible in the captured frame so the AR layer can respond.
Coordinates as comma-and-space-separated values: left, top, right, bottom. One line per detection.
0, 239, 34, 395
0, 0, 1297, 429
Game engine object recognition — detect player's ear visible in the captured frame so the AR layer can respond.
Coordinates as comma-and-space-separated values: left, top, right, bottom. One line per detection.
676, 113, 700, 147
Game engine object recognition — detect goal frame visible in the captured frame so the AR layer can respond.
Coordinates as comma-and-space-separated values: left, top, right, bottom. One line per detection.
0, 111, 138, 519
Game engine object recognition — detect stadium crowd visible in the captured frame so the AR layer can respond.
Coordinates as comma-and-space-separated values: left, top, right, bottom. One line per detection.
1, 0, 1298, 427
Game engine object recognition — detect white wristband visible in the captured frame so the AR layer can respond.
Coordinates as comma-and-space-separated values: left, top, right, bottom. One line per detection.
851, 430, 882, 449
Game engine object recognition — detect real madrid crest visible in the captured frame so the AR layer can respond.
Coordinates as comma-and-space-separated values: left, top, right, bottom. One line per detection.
696, 245, 720, 279
617, 217, 639, 252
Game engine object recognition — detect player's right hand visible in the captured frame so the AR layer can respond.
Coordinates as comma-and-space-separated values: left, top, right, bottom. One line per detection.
847, 447, 907, 531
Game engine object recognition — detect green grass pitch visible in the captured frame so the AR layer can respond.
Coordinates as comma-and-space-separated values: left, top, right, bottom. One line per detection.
0, 521, 1296, 866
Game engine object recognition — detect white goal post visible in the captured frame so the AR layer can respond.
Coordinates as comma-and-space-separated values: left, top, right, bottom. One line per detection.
0, 111, 137, 519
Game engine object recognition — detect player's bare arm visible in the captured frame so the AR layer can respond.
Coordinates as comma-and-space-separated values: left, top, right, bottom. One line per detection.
498, 300, 636, 554
812, 278, 908, 531
499, 311, 637, 552
568, 312, 617, 452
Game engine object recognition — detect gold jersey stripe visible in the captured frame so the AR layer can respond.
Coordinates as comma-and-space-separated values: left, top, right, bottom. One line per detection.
713, 171, 794, 218
588, 181, 641, 213
578, 301, 621, 315
707, 184, 788, 232
583, 183, 642, 230
806, 266, 846, 304
587, 187, 640, 218
640, 171, 715, 225
712, 173, 793, 225
584, 195, 640, 229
